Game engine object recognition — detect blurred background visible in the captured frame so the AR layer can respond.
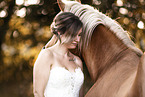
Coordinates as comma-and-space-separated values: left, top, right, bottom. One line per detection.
0, 0, 145, 97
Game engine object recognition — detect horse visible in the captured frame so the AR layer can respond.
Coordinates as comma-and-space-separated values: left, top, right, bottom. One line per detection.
57, 0, 145, 97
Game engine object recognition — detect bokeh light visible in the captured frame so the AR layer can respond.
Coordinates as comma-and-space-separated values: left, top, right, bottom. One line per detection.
24, 0, 40, 6
119, 8, 128, 15
93, 0, 101, 5
137, 21, 144, 29
123, 18, 130, 25
16, 0, 24, 5
0, 10, 7, 18
142, 13, 145, 19
0, 1, 6, 8
1, 0, 145, 97
116, 0, 123, 6
15, 7, 26, 18
16, 0, 40, 6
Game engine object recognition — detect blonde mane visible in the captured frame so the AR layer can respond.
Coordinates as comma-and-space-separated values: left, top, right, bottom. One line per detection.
63, 1, 143, 56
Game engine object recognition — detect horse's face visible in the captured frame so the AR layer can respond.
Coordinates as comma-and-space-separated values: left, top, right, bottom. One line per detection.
57, 0, 143, 82
57, 1, 145, 97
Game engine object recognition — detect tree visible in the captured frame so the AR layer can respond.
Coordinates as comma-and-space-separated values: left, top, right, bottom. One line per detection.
0, 0, 145, 96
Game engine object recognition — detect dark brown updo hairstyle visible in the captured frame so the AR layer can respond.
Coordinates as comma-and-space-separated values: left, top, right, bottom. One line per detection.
51, 12, 83, 44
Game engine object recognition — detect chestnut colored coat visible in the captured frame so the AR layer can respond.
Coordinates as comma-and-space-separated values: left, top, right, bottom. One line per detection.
57, 0, 145, 97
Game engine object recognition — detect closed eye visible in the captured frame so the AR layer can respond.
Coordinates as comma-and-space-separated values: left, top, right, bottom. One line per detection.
78, 32, 82, 36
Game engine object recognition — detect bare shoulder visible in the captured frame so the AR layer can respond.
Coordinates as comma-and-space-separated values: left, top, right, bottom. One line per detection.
34, 48, 54, 68
33, 48, 54, 95
74, 55, 83, 70
39, 48, 53, 58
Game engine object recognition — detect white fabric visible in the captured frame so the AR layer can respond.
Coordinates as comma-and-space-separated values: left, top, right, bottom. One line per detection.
44, 67, 84, 97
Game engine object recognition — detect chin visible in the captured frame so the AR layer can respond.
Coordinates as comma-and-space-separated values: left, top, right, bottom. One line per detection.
68, 47, 76, 49
68, 45, 77, 49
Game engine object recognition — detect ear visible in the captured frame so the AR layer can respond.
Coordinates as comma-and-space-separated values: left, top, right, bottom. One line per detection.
57, 0, 81, 11
57, 0, 65, 11
75, 0, 81, 3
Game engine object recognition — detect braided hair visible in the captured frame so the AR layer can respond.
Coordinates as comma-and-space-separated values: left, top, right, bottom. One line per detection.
50, 12, 83, 44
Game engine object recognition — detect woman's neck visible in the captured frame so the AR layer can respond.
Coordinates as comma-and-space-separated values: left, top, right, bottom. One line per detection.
52, 40, 69, 56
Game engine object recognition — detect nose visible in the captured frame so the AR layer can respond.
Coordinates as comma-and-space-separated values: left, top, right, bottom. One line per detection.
76, 36, 81, 42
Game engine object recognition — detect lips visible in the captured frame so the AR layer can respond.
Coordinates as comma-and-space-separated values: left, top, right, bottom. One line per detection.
72, 42, 77, 45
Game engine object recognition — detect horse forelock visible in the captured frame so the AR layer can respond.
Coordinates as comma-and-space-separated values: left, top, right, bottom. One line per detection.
64, 1, 143, 56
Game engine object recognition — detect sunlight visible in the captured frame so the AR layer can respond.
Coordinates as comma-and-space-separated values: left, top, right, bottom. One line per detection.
24, 0, 40, 6
16, 8, 26, 18
16, 0, 24, 5
139, 0, 144, 3
123, 18, 129, 25
1, 43, 16, 56
142, 13, 145, 19
0, 10, 7, 18
93, 0, 101, 5
13, 31, 19, 38
116, 0, 123, 6
16, 0, 40, 6
119, 8, 128, 15
137, 21, 144, 29
0, 1, 6, 8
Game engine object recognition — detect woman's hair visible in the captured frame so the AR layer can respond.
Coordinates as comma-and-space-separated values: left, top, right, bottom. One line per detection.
51, 12, 83, 44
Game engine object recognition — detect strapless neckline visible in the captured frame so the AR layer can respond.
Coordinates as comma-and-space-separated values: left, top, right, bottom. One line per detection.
50, 66, 82, 73
44, 66, 84, 97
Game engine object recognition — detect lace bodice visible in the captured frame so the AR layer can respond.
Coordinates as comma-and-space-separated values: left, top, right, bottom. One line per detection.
44, 67, 84, 97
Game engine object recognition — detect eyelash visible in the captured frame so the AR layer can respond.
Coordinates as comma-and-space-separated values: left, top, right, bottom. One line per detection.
78, 32, 82, 36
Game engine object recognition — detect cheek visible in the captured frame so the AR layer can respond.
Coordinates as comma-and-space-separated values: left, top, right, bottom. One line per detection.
78, 36, 81, 40
77, 36, 81, 41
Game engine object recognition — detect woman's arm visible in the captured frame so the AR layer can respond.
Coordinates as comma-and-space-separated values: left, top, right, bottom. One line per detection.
33, 49, 53, 97
45, 35, 58, 48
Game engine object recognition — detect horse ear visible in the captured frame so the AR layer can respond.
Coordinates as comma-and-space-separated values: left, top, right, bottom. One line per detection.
57, 0, 65, 11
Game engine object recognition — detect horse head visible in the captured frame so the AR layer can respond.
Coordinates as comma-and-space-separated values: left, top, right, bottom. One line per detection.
57, 0, 145, 97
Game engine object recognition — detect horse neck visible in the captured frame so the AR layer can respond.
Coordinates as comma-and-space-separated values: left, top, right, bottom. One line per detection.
82, 25, 140, 82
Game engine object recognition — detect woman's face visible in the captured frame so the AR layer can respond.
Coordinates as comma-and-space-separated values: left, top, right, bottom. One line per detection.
66, 28, 82, 49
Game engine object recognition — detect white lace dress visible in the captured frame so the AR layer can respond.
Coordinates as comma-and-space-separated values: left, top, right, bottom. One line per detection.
44, 67, 84, 97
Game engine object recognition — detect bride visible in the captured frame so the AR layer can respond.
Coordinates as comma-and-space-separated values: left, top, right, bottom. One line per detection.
33, 12, 84, 97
